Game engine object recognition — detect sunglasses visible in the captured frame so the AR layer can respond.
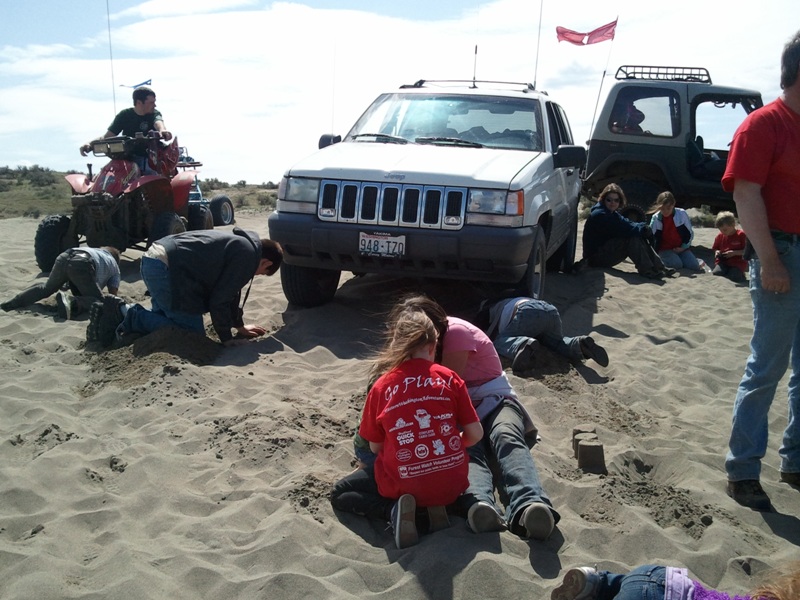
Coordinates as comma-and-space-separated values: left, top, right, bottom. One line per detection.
604, 196, 620, 203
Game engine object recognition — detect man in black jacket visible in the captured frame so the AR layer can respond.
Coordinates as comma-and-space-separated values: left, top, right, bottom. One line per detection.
88, 228, 282, 347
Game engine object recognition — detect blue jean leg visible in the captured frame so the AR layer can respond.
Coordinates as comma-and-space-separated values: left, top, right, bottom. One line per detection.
659, 249, 701, 270
459, 399, 559, 534
726, 241, 800, 480
493, 301, 582, 361
123, 257, 204, 335
596, 565, 666, 600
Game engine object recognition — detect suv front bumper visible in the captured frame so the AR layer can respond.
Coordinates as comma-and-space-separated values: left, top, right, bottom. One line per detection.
268, 212, 534, 283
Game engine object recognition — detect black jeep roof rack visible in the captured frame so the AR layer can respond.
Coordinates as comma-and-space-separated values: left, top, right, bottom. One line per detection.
400, 79, 537, 92
615, 65, 712, 84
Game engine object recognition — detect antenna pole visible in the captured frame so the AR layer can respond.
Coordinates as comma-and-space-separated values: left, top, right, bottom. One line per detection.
472, 45, 478, 87
587, 16, 618, 141
106, 0, 117, 114
533, 0, 543, 90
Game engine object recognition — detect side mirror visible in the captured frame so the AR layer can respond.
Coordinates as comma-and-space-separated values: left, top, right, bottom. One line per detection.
319, 134, 342, 149
553, 144, 587, 169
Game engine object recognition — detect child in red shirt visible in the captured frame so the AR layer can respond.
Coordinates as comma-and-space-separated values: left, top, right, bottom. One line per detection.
712, 211, 748, 283
330, 307, 483, 549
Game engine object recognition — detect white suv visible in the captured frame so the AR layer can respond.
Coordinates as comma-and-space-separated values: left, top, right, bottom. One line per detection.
268, 79, 586, 307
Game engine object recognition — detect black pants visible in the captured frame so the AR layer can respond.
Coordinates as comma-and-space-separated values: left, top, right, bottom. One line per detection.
330, 465, 393, 522
587, 237, 666, 275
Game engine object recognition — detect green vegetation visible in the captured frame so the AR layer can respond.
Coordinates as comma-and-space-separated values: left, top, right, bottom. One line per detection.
0, 166, 278, 219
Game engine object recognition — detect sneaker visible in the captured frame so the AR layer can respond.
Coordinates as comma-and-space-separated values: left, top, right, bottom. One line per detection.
512, 339, 541, 373
467, 501, 505, 533
521, 502, 555, 540
1, 300, 14, 312
55, 291, 74, 320
780, 471, 800, 486
390, 494, 418, 549
551, 567, 600, 600
86, 301, 104, 342
661, 267, 677, 277
726, 479, 772, 511
426, 505, 450, 532
579, 337, 609, 367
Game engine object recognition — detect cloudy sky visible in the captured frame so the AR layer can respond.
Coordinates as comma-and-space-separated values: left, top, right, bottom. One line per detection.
0, 0, 795, 184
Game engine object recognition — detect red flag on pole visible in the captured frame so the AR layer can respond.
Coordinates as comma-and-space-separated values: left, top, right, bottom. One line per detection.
556, 19, 617, 46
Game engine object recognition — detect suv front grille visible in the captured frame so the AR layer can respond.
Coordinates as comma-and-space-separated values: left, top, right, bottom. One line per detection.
318, 180, 466, 230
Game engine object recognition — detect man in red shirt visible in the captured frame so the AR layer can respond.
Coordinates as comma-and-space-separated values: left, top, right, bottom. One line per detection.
723, 30, 800, 511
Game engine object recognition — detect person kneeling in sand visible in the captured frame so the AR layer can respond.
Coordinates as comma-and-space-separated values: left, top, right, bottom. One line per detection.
330, 306, 483, 549
551, 561, 800, 600
1, 246, 120, 320
87, 229, 282, 347
477, 296, 609, 374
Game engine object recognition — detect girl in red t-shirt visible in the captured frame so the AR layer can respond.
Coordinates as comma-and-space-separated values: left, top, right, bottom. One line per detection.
330, 307, 483, 549
648, 191, 704, 271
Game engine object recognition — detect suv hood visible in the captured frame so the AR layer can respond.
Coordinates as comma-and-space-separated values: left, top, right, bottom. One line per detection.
286, 141, 538, 189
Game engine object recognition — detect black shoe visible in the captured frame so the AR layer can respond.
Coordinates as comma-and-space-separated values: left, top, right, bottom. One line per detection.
1, 300, 16, 312
55, 291, 75, 320
726, 479, 772, 511
98, 295, 126, 348
661, 267, 677, 277
580, 336, 609, 367
512, 339, 541, 373
780, 471, 800, 486
640, 270, 662, 279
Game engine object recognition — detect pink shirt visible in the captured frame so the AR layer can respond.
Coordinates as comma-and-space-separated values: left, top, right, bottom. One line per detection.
442, 317, 503, 387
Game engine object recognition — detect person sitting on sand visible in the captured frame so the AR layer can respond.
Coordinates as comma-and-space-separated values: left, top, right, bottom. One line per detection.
330, 306, 483, 549
551, 561, 800, 600
647, 191, 704, 272
1, 246, 120, 320
476, 295, 609, 374
86, 229, 282, 348
581, 183, 675, 280
711, 211, 748, 283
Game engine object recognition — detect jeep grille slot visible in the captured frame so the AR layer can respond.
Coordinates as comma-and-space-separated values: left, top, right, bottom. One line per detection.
318, 179, 466, 229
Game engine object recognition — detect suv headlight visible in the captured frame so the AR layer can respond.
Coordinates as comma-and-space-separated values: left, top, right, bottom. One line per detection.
468, 189, 524, 215
281, 177, 320, 203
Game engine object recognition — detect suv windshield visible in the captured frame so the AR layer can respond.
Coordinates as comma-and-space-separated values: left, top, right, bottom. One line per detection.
346, 93, 545, 151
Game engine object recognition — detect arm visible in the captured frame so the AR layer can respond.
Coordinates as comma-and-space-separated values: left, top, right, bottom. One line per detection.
153, 118, 172, 141
441, 349, 469, 378
461, 422, 483, 447
734, 179, 789, 293
368, 441, 383, 454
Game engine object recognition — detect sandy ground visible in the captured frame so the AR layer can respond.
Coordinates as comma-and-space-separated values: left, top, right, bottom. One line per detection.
0, 211, 798, 600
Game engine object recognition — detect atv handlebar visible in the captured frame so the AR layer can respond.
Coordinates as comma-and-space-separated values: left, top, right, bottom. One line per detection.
81, 131, 165, 158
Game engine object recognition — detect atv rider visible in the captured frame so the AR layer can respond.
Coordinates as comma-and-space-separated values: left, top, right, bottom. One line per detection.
80, 86, 172, 175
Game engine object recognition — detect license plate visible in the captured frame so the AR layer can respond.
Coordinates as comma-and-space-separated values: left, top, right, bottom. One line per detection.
359, 232, 406, 257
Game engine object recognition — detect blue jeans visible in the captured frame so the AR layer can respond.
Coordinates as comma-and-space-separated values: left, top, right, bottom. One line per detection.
493, 300, 583, 361
726, 239, 800, 480
122, 257, 204, 335
658, 248, 701, 270
458, 399, 559, 535
596, 565, 666, 600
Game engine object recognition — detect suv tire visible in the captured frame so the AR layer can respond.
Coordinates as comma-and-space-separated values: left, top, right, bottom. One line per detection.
281, 263, 341, 307
520, 226, 547, 299
546, 214, 578, 273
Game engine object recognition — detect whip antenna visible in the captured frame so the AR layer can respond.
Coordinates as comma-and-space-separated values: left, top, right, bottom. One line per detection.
106, 0, 117, 114
472, 45, 478, 87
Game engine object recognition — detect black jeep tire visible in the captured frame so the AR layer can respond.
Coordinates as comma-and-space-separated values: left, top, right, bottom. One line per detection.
188, 204, 214, 231
210, 195, 235, 226
618, 178, 661, 221
280, 263, 341, 307
546, 213, 578, 273
519, 226, 547, 299
34, 214, 77, 272
149, 211, 186, 246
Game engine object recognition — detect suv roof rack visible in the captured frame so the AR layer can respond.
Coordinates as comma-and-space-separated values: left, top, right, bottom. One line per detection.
615, 65, 712, 84
400, 79, 537, 92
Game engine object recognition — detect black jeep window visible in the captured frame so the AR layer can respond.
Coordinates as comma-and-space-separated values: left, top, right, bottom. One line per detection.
608, 87, 680, 138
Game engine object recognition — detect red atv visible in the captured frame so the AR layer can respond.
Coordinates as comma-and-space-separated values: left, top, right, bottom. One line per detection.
34, 131, 213, 271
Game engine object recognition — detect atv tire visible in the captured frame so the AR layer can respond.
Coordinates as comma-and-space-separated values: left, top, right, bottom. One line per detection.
210, 195, 235, 226
149, 211, 186, 246
34, 214, 77, 272
280, 263, 341, 307
188, 204, 214, 231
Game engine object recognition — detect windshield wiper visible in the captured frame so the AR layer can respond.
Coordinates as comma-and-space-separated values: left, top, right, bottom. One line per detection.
351, 133, 409, 144
415, 136, 484, 148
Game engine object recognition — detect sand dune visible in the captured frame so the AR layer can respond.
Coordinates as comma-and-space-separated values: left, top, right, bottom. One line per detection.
0, 212, 797, 600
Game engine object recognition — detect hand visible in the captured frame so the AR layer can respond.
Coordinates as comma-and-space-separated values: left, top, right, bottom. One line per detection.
236, 324, 267, 338
760, 259, 791, 294
161, 130, 173, 141
80, 143, 92, 156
